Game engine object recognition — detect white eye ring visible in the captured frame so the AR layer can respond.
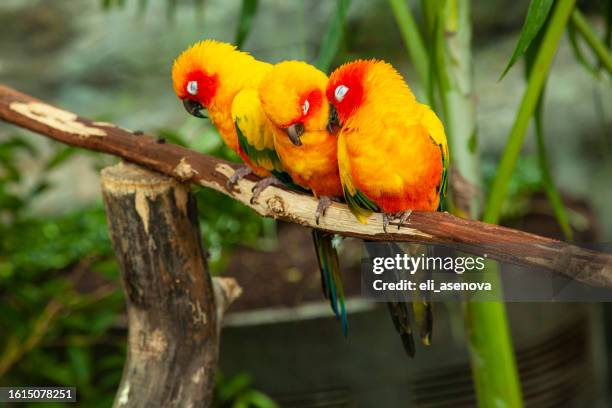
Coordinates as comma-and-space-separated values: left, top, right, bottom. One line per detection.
187, 80, 198, 96
302, 100, 310, 115
334, 85, 349, 102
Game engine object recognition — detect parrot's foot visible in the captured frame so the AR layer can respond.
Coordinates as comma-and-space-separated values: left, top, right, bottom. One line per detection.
250, 176, 283, 204
315, 196, 333, 225
383, 213, 392, 233
226, 166, 253, 192
396, 210, 413, 230
382, 210, 413, 232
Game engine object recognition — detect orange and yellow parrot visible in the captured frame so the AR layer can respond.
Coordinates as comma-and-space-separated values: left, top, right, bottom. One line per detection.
258, 61, 347, 334
171, 40, 277, 187
326, 59, 449, 356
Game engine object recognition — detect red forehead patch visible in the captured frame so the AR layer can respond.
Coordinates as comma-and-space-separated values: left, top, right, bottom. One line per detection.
327, 61, 368, 121
184, 70, 219, 106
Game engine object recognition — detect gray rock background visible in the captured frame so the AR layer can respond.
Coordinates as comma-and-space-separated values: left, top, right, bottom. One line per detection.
1, 0, 610, 238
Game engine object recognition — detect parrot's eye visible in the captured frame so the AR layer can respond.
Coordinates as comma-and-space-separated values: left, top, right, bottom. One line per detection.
187, 80, 198, 96
334, 85, 349, 102
302, 100, 310, 115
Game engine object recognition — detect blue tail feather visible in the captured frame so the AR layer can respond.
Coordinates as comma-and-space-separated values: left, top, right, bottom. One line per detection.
312, 230, 347, 336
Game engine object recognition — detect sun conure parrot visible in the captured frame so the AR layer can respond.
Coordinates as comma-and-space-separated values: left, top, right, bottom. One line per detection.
326, 59, 449, 356
171, 40, 277, 188
257, 60, 347, 335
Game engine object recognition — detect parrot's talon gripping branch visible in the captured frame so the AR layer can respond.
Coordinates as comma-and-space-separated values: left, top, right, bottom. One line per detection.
226, 165, 253, 192
250, 176, 284, 204
396, 210, 413, 230
382, 213, 392, 233
315, 196, 333, 225
2, 85, 612, 290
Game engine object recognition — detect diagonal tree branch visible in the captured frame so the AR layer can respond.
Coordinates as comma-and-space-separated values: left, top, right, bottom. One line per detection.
1, 84, 611, 287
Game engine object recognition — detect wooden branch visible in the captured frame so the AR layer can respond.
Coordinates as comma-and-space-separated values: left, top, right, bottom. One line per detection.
101, 162, 240, 408
1, 84, 611, 287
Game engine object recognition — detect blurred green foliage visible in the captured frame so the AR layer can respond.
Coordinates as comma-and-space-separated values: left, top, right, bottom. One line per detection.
0, 127, 278, 405
0, 136, 123, 407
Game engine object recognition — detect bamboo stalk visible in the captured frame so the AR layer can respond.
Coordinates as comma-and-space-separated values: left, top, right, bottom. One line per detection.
438, 1, 522, 406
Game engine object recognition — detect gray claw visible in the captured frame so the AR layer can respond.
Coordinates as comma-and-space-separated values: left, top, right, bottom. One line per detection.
315, 196, 332, 225
250, 176, 283, 204
226, 166, 253, 192
383, 213, 391, 233
397, 210, 413, 230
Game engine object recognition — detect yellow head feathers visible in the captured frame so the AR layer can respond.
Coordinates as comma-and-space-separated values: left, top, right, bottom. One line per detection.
327, 59, 417, 124
171, 40, 270, 107
259, 61, 329, 130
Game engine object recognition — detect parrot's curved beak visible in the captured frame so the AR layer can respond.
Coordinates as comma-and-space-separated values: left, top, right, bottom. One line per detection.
183, 99, 207, 118
286, 123, 304, 146
327, 104, 341, 134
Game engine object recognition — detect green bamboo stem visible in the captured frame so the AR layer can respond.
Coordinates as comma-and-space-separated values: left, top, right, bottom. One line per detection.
465, 290, 523, 407
387, 0, 430, 92
483, 0, 577, 224
439, 1, 522, 406
571, 9, 612, 74
437, 0, 482, 218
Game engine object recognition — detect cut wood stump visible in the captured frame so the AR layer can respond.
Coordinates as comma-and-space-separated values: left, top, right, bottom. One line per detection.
101, 162, 241, 408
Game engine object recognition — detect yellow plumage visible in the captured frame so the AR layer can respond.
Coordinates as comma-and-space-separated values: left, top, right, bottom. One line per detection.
231, 88, 285, 173
171, 40, 272, 173
327, 59, 449, 219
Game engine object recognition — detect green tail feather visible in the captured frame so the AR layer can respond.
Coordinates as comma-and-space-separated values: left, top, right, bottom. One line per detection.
312, 230, 347, 336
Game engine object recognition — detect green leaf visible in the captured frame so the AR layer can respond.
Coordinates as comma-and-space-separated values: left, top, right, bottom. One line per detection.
499, 0, 554, 79
68, 346, 92, 385
315, 0, 352, 72
569, 9, 612, 75
44, 147, 77, 171
0, 136, 38, 157
567, 20, 599, 77
388, 0, 429, 91
218, 373, 252, 402
242, 390, 279, 408
235, 0, 259, 49
605, 0, 611, 49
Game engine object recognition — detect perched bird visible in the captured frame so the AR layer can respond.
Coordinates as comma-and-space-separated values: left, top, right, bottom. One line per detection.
258, 61, 343, 219
326, 59, 449, 356
326, 59, 448, 228
171, 40, 276, 186
258, 61, 347, 334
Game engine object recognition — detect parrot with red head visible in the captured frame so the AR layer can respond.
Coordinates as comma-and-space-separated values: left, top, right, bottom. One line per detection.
326, 59, 449, 356
258, 61, 347, 334
171, 40, 278, 187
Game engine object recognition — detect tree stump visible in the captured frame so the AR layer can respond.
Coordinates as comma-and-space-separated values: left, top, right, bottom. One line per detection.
101, 162, 240, 408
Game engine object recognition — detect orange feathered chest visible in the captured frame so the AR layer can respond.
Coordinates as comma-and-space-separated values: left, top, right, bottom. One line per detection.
273, 130, 343, 198
339, 108, 442, 212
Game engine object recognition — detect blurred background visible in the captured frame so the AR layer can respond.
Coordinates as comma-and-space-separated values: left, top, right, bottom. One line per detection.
0, 0, 610, 406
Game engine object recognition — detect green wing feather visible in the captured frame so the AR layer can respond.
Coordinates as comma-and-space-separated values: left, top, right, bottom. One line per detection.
235, 122, 309, 193
437, 144, 449, 212
235, 118, 284, 172
343, 185, 379, 223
